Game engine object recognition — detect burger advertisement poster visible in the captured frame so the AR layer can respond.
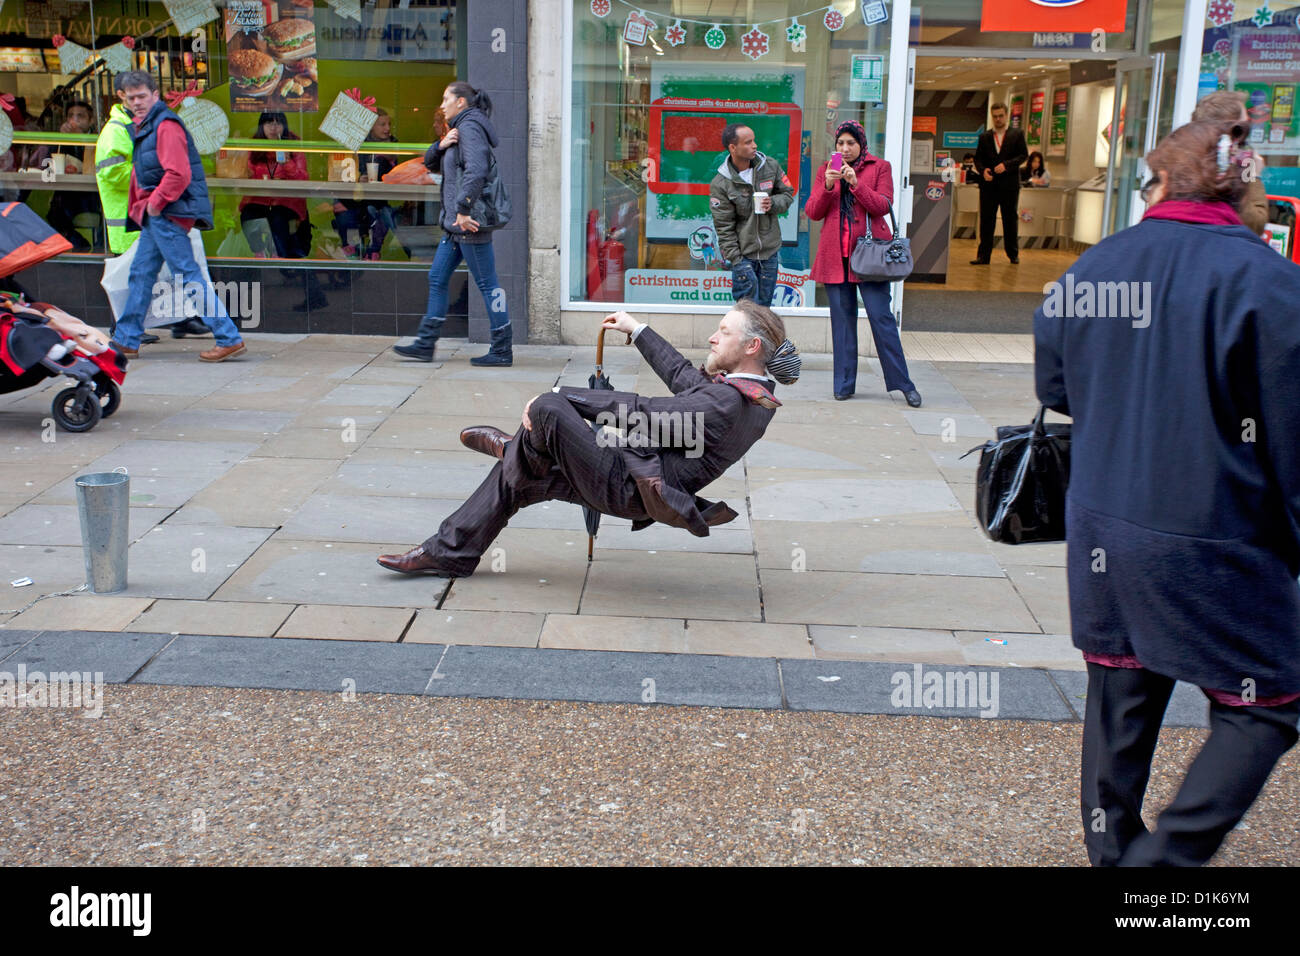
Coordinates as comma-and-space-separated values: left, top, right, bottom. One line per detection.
225, 0, 319, 113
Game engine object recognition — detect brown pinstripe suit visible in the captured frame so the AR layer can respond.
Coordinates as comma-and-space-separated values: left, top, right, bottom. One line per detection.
420, 327, 779, 575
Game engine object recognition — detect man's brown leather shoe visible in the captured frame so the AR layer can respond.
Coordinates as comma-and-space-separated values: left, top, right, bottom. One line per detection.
459, 425, 510, 460
199, 342, 246, 362
376, 546, 463, 577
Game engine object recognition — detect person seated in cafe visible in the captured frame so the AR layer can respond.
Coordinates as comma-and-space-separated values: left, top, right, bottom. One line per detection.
1021, 151, 1051, 188
960, 152, 979, 184
44, 100, 102, 252
331, 108, 410, 260
238, 111, 312, 259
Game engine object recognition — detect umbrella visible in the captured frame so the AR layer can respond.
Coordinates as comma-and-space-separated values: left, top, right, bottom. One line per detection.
0, 201, 74, 279
585, 325, 629, 561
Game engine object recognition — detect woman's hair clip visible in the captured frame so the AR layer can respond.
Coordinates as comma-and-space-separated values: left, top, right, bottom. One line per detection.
1216, 134, 1231, 173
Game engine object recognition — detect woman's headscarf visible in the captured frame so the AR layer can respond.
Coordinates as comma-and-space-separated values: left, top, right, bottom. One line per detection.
834, 120, 872, 227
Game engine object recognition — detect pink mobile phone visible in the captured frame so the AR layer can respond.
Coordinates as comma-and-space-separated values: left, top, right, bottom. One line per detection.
829, 152, 843, 170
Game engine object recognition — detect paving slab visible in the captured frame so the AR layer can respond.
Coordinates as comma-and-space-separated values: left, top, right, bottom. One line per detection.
0, 463, 80, 498
398, 380, 554, 417
0, 503, 166, 548
539, 615, 687, 653
750, 478, 962, 523
133, 634, 444, 695
324, 453, 492, 499
359, 413, 519, 451
403, 609, 544, 647
251, 428, 370, 459
439, 528, 589, 615
809, 625, 966, 663
212, 538, 452, 608
0, 544, 89, 597
763, 569, 1040, 631
289, 405, 395, 429
589, 522, 753, 555
0, 628, 41, 662
427, 644, 783, 709
1048, 669, 1210, 728
753, 519, 1000, 576
955, 631, 1083, 670
320, 383, 419, 407
901, 410, 993, 440
276, 604, 415, 642
3, 629, 174, 683
278, 494, 463, 542
781, 658, 1074, 721
124, 599, 295, 637
78, 439, 258, 479
992, 539, 1068, 568
121, 525, 275, 599
1004, 566, 1071, 635
8, 595, 156, 631
146, 409, 296, 442
685, 621, 813, 658
581, 551, 761, 622
36, 471, 221, 509
115, 360, 252, 396
173, 458, 339, 528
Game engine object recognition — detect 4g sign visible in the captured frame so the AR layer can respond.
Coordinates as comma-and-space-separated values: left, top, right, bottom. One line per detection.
980, 0, 1127, 34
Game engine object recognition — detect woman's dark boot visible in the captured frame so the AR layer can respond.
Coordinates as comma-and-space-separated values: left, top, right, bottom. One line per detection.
470, 324, 513, 367
394, 315, 443, 361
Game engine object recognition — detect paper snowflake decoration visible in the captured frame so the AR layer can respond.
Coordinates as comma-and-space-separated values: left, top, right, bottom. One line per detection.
741, 27, 770, 60
665, 20, 686, 47
1206, 0, 1235, 27
824, 7, 845, 31
591, 0, 610, 17
705, 24, 726, 50
1213, 39, 1232, 56
1252, 3, 1274, 27
787, 19, 807, 45
1202, 50, 1228, 72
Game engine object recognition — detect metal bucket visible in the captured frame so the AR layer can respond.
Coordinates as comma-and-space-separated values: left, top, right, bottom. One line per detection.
74, 468, 129, 593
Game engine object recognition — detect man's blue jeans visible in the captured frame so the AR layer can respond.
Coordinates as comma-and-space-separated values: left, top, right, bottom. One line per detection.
730, 253, 779, 307
416, 232, 509, 346
114, 215, 242, 349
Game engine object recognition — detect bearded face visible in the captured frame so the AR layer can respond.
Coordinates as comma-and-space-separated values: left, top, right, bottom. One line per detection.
704, 351, 722, 376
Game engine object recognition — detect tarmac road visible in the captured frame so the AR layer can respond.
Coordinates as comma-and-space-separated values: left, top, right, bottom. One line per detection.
1, 684, 1296, 866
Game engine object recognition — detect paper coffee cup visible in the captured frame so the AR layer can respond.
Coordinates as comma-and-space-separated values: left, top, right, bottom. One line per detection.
367, 162, 380, 181
752, 190, 769, 213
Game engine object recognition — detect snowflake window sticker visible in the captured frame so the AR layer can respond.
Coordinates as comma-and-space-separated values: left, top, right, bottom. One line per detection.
787, 18, 807, 46
741, 26, 770, 60
664, 19, 686, 47
824, 6, 846, 31
590, 0, 610, 18
1252, 4, 1274, 28
1206, 0, 1235, 28
705, 24, 726, 49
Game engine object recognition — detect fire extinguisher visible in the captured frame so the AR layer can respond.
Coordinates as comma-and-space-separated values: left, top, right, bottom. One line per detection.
600, 236, 625, 300
585, 210, 602, 299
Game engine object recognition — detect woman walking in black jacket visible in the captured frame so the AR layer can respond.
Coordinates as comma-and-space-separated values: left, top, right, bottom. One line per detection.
1035, 119, 1300, 866
395, 82, 512, 366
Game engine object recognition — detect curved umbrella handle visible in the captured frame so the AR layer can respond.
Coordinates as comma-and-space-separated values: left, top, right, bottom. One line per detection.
595, 324, 632, 374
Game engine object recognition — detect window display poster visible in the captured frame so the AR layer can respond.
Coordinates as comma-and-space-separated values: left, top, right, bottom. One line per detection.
1009, 92, 1025, 130
647, 63, 805, 243
1026, 90, 1046, 149
624, 267, 814, 308
850, 54, 884, 103
1049, 88, 1068, 156
226, 1, 319, 113
1235, 83, 1300, 150
910, 139, 933, 173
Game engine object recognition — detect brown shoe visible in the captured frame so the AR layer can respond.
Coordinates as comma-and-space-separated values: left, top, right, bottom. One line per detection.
459, 425, 510, 460
376, 546, 466, 577
199, 342, 247, 362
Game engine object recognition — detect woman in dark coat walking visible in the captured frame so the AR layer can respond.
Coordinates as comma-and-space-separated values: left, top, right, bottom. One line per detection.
1035, 119, 1300, 866
805, 120, 920, 406
395, 81, 512, 366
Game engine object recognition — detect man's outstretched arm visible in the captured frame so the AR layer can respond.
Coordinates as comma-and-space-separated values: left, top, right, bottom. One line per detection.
603, 310, 709, 394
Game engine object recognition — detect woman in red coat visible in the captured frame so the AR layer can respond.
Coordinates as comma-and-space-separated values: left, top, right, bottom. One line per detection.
806, 121, 921, 406
238, 112, 310, 259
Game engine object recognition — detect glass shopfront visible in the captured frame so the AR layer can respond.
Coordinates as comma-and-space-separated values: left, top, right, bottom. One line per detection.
565, 0, 895, 312
2, 0, 456, 273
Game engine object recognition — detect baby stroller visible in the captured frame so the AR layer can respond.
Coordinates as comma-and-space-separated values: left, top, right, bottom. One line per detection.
0, 201, 127, 432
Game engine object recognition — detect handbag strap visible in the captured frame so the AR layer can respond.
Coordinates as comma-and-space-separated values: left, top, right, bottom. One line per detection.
1031, 404, 1048, 437
882, 203, 900, 240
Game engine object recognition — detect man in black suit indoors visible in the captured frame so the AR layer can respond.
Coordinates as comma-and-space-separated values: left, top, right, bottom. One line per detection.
971, 102, 1029, 265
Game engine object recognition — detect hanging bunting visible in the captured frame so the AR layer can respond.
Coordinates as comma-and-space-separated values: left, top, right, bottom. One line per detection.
824, 7, 846, 31
741, 27, 770, 60
324, 0, 362, 23
51, 35, 92, 75
320, 88, 379, 152
98, 36, 136, 75
161, 0, 220, 36
623, 9, 655, 45
1205, 0, 1235, 26
0, 110, 12, 155
664, 19, 686, 47
786, 18, 807, 46
591, 0, 610, 17
705, 23, 726, 49
176, 97, 230, 155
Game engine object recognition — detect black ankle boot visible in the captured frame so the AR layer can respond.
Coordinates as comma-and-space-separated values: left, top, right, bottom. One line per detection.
471, 325, 513, 367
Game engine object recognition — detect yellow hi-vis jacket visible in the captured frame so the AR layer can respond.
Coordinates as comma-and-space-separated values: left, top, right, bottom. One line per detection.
95, 103, 137, 254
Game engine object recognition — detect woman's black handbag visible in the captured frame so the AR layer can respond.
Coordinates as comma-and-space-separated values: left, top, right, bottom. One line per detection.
464, 154, 512, 229
849, 203, 913, 280
965, 406, 1071, 544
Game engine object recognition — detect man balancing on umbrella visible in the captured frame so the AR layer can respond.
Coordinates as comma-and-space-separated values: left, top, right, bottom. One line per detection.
377, 300, 800, 578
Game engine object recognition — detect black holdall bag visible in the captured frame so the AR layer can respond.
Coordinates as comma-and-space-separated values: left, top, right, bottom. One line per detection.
848, 203, 913, 281
460, 151, 512, 230
963, 405, 1071, 544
